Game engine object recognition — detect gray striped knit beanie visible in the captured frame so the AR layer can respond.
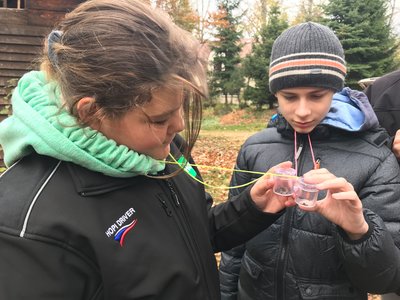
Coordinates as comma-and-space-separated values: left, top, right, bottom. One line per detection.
269, 22, 346, 94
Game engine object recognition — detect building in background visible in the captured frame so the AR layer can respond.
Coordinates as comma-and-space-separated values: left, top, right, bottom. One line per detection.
0, 0, 85, 168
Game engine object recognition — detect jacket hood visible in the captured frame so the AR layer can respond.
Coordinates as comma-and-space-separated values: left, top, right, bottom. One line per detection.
0, 71, 165, 177
270, 87, 379, 138
321, 87, 379, 131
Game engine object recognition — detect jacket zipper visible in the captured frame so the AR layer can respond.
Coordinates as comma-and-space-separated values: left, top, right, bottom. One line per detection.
157, 195, 173, 217
276, 137, 305, 299
165, 179, 212, 299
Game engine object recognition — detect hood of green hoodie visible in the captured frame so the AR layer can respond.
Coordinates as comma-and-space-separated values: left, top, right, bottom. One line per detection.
0, 71, 165, 177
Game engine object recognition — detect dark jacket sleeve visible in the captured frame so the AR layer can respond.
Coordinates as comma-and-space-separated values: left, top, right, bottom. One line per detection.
209, 184, 283, 252
218, 146, 258, 299
335, 210, 400, 294
172, 134, 282, 252
364, 71, 400, 137
336, 151, 400, 294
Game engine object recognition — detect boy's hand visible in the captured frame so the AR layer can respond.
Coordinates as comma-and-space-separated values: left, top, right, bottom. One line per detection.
301, 169, 369, 240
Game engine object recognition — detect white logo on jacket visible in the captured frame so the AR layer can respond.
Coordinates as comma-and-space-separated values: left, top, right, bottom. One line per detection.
105, 207, 136, 238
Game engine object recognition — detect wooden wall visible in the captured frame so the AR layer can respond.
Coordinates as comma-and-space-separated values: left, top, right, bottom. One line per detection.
27, 0, 83, 26
0, 0, 83, 168
0, 10, 48, 115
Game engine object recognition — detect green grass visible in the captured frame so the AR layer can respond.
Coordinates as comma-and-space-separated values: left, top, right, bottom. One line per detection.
201, 105, 275, 131
201, 117, 222, 130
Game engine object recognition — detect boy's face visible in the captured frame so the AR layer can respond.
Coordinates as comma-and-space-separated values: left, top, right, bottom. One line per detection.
276, 87, 334, 134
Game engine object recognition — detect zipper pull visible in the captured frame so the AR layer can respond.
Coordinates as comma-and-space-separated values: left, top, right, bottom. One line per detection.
166, 180, 180, 206
314, 158, 321, 170
295, 140, 304, 160
157, 195, 173, 217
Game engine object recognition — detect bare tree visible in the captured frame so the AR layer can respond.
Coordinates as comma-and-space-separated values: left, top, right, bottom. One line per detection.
387, 0, 397, 26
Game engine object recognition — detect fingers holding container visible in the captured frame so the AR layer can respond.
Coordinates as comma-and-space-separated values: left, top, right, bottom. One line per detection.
298, 169, 368, 239
272, 167, 319, 208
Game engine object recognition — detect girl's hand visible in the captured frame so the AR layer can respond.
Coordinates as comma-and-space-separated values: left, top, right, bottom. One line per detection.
250, 161, 296, 213
300, 169, 369, 240
392, 129, 400, 159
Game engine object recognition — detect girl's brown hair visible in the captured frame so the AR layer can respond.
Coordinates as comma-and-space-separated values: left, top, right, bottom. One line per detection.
41, 0, 207, 164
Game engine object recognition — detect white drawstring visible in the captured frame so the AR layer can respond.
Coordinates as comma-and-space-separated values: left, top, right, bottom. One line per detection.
294, 131, 319, 174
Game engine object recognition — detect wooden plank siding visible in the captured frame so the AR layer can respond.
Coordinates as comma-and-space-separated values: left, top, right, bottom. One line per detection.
29, 0, 81, 11
27, 9, 69, 26
0, 19, 48, 106
27, 0, 84, 26
0, 1, 83, 168
0, 11, 47, 167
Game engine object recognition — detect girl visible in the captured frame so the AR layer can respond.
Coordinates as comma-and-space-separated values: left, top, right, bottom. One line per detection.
0, 0, 291, 299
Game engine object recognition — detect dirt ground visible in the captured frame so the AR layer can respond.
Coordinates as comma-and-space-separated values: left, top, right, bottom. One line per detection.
192, 129, 381, 300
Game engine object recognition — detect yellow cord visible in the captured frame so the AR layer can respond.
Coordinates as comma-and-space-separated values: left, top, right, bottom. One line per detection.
163, 153, 298, 190
163, 160, 266, 175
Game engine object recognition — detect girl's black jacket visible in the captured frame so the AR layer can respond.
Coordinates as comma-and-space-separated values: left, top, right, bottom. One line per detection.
0, 139, 283, 300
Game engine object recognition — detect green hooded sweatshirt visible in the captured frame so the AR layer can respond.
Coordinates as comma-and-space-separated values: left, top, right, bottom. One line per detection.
0, 71, 165, 177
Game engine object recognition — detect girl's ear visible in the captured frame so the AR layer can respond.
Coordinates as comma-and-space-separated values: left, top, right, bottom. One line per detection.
76, 97, 100, 129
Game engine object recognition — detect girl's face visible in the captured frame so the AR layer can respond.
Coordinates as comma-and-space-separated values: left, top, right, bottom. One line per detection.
276, 87, 334, 133
99, 86, 185, 160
